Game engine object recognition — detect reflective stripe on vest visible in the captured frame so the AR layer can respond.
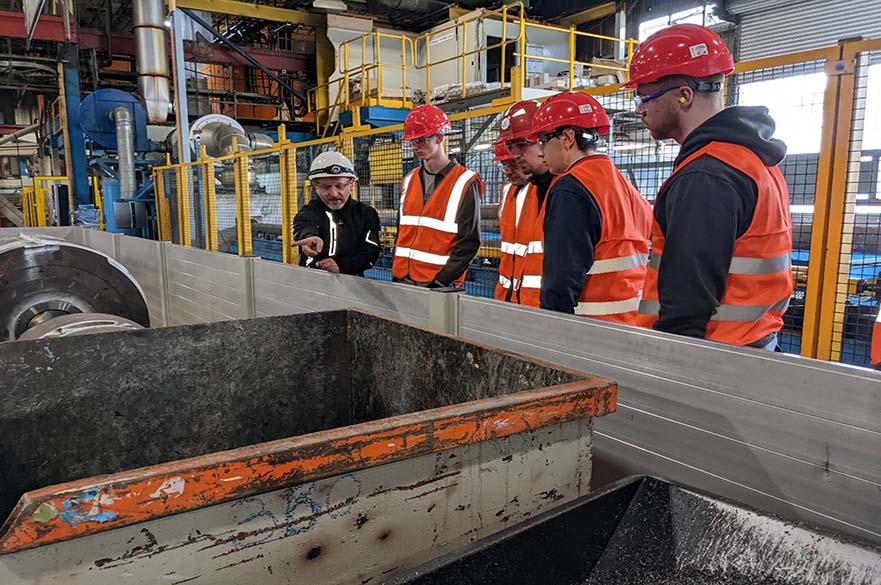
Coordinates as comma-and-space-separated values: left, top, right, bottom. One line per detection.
499, 275, 513, 289
588, 252, 648, 275
521, 274, 542, 289
648, 253, 790, 274
639, 297, 790, 322
501, 240, 543, 257
399, 170, 476, 234
394, 246, 450, 266
326, 211, 338, 257
576, 296, 642, 316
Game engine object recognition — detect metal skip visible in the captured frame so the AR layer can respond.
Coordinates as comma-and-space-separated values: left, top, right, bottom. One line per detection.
0, 309, 615, 584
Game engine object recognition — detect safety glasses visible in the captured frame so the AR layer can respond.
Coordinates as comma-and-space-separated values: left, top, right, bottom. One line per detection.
632, 85, 680, 108
408, 134, 439, 146
313, 179, 354, 194
537, 130, 564, 146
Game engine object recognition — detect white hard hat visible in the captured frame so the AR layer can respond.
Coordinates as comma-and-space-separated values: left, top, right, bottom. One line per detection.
308, 151, 357, 180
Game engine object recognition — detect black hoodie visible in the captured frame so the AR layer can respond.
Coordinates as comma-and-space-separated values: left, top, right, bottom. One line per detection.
652, 105, 787, 339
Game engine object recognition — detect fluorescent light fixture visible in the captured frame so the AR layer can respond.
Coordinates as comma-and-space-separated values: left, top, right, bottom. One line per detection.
473, 144, 492, 151
449, 147, 462, 153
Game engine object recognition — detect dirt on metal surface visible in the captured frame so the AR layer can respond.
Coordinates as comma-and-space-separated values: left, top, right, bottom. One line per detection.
393, 477, 881, 585
0, 309, 616, 554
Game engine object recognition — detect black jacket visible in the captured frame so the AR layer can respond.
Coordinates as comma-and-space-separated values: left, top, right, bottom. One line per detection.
540, 159, 603, 313
293, 197, 381, 276
653, 105, 787, 339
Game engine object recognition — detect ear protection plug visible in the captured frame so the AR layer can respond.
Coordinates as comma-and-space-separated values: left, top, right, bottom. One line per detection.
679, 96, 687, 103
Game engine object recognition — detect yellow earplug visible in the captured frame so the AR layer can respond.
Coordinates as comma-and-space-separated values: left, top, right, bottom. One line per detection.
679, 97, 687, 103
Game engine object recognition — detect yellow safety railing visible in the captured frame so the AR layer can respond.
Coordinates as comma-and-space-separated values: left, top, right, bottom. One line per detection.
20, 186, 44, 227
415, 2, 527, 102
21, 176, 70, 227
307, 31, 416, 135
306, 3, 637, 136
153, 125, 301, 260
512, 20, 638, 93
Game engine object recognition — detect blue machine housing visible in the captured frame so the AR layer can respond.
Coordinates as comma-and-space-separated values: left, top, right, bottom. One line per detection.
79, 89, 149, 152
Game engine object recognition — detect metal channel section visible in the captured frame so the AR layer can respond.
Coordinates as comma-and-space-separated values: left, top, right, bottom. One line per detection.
456, 297, 881, 545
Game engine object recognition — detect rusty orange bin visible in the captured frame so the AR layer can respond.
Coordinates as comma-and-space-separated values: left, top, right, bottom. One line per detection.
0, 310, 615, 584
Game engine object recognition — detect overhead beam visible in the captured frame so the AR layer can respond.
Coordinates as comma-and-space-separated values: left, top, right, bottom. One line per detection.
0, 10, 77, 43
554, 1, 617, 28
171, 0, 323, 27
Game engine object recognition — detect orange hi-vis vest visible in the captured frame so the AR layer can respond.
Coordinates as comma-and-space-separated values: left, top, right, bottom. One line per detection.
558, 155, 652, 324
392, 164, 483, 285
637, 142, 793, 346
871, 309, 881, 368
495, 182, 545, 307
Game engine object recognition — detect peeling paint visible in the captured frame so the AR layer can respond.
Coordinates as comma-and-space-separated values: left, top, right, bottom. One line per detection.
150, 477, 186, 500
31, 503, 57, 523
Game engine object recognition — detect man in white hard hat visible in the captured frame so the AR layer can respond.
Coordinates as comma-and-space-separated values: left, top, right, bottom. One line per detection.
293, 151, 381, 276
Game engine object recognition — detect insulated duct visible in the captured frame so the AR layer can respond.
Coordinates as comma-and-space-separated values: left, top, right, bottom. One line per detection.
133, 0, 171, 123
0, 123, 39, 146
113, 107, 136, 200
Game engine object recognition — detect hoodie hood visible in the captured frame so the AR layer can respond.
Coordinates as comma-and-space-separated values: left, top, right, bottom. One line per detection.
676, 105, 787, 167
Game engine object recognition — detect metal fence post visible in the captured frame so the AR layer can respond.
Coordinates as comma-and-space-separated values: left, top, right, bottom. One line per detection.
428, 290, 462, 336
232, 136, 253, 256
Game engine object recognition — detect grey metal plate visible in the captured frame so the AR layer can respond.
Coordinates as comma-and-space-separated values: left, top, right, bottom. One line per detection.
457, 297, 881, 544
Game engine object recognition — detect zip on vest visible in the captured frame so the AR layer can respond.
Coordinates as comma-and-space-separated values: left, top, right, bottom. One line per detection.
399, 169, 475, 234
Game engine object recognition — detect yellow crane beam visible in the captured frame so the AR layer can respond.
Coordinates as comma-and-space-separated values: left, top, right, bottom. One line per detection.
171, 0, 323, 27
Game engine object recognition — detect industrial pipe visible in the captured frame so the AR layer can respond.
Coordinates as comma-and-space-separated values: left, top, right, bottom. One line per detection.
113, 107, 136, 200
133, 0, 170, 123
0, 123, 39, 146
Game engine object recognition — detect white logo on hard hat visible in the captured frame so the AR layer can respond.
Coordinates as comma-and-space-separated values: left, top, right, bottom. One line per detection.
689, 43, 709, 58
500, 118, 511, 130
578, 104, 593, 114
331, 165, 342, 174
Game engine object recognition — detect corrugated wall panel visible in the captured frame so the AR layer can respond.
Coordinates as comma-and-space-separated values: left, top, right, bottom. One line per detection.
729, 0, 881, 60
116, 235, 166, 326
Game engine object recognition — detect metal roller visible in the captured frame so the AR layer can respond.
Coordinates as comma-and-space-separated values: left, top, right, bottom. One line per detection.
17, 313, 144, 340
0, 235, 150, 341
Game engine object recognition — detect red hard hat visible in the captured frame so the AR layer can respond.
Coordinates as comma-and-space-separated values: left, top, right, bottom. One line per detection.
492, 140, 513, 162
529, 92, 610, 141
499, 100, 541, 143
403, 104, 451, 140
624, 24, 734, 89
